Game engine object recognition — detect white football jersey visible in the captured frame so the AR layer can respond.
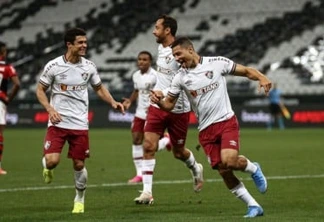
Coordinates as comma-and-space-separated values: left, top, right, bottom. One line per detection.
132, 67, 157, 119
169, 56, 236, 131
153, 44, 191, 113
39, 55, 101, 130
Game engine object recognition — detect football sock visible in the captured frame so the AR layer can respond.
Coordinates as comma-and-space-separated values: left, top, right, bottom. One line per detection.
231, 182, 259, 207
132, 145, 143, 176
157, 137, 169, 151
244, 159, 257, 174
142, 159, 155, 193
184, 151, 199, 173
42, 156, 47, 169
74, 167, 88, 203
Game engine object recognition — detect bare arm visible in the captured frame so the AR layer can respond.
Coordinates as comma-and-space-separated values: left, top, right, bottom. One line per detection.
122, 90, 139, 110
7, 75, 20, 103
233, 64, 272, 95
36, 83, 62, 124
150, 90, 177, 111
93, 84, 125, 114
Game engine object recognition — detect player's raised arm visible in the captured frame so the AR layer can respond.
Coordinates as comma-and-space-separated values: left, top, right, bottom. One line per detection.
233, 64, 272, 95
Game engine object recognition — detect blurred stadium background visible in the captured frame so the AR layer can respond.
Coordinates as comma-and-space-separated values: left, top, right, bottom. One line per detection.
1, 0, 323, 128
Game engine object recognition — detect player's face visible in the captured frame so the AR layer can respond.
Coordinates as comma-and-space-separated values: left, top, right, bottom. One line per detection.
137, 54, 151, 73
172, 45, 194, 69
69, 35, 87, 56
153, 19, 167, 44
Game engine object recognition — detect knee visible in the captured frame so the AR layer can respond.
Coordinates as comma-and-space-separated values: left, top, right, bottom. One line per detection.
45, 158, 59, 169
221, 157, 239, 169
172, 147, 188, 160
133, 138, 142, 145
143, 139, 156, 156
74, 161, 85, 171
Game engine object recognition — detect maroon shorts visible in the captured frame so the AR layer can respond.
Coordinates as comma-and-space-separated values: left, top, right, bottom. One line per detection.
144, 105, 189, 148
198, 115, 240, 168
131, 116, 146, 133
43, 126, 90, 160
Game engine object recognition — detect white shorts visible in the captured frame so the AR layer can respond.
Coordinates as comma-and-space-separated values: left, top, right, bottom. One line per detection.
0, 101, 7, 125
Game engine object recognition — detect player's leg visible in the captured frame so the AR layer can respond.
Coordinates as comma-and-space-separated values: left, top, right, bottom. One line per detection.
217, 166, 264, 218
134, 106, 165, 204
42, 126, 65, 184
68, 129, 89, 213
168, 112, 204, 192
134, 131, 159, 204
128, 117, 145, 184
72, 159, 87, 214
0, 102, 7, 174
0, 125, 6, 175
157, 132, 171, 151
267, 104, 275, 130
220, 116, 267, 193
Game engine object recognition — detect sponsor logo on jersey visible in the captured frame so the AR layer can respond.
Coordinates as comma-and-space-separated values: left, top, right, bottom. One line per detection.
44, 62, 58, 74
189, 82, 219, 97
60, 84, 87, 91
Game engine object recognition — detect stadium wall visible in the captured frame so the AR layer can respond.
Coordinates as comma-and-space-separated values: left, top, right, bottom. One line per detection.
6, 95, 324, 128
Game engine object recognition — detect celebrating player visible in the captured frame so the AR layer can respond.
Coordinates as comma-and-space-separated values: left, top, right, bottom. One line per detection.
36, 28, 124, 213
123, 51, 171, 184
151, 37, 270, 218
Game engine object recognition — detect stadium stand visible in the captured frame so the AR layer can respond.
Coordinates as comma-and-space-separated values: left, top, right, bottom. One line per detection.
0, 0, 323, 99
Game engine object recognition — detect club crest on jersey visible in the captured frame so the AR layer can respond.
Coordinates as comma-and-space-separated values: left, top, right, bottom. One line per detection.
205, 71, 213, 79
81, 72, 89, 80
44, 141, 51, 150
165, 56, 172, 64
145, 83, 152, 89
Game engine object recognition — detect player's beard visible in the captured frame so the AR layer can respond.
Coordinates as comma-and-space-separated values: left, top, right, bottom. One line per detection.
155, 35, 165, 44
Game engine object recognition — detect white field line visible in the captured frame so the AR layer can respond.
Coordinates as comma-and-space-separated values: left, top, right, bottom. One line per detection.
1, 174, 324, 193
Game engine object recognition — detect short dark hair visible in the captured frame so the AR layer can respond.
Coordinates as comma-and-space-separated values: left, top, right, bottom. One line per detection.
64, 28, 86, 45
158, 14, 177, 36
170, 36, 193, 49
138, 51, 153, 61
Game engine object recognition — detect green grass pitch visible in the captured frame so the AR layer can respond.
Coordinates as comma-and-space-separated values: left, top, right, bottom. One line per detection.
0, 127, 323, 221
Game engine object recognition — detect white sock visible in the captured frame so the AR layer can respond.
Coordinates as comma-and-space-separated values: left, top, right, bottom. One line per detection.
74, 167, 88, 203
132, 145, 143, 176
42, 157, 47, 169
142, 159, 156, 194
184, 151, 199, 174
157, 137, 169, 151
230, 182, 259, 207
244, 159, 257, 174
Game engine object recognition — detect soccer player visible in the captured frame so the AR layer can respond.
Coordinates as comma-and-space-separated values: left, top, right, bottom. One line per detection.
134, 15, 204, 205
0, 41, 21, 175
35, 28, 124, 213
151, 37, 270, 218
267, 83, 285, 130
123, 51, 171, 184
